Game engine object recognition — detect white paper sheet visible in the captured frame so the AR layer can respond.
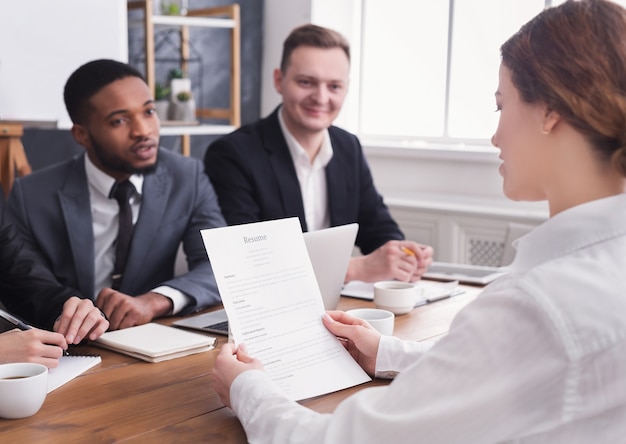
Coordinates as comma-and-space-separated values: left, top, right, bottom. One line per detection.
201, 217, 371, 401
47, 354, 101, 393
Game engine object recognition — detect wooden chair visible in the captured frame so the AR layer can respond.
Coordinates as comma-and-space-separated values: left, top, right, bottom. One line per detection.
0, 123, 32, 198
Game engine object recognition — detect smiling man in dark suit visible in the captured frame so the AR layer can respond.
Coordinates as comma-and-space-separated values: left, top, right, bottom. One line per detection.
204, 24, 433, 283
6, 59, 226, 330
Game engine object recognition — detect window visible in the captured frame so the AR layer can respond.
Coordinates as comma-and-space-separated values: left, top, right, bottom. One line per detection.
359, 0, 545, 144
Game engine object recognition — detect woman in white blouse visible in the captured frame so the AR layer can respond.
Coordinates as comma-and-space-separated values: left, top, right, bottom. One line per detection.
212, 1, 626, 442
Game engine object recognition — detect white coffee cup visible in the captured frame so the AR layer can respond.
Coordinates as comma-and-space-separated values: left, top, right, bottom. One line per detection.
345, 308, 394, 335
373, 281, 422, 315
0, 362, 48, 419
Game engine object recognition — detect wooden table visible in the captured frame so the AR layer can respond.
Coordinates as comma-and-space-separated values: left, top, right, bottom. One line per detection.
0, 285, 482, 442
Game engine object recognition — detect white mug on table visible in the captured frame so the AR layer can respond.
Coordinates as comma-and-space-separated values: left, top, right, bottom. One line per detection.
0, 362, 48, 419
345, 308, 395, 335
373, 281, 423, 315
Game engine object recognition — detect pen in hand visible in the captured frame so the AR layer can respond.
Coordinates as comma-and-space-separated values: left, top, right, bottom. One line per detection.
0, 308, 70, 356
401, 246, 425, 272
400, 246, 416, 257
0, 308, 32, 331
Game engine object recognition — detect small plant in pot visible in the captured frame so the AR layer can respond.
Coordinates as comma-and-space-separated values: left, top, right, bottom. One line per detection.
176, 91, 191, 102
154, 82, 170, 121
168, 90, 196, 122
161, 1, 187, 16
168, 68, 191, 102
162, 1, 181, 15
168, 68, 186, 80
155, 82, 170, 101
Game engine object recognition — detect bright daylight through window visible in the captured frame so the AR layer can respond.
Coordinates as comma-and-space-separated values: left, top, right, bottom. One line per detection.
358, 0, 576, 146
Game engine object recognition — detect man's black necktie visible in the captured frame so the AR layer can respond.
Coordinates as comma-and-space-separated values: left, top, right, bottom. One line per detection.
110, 180, 135, 290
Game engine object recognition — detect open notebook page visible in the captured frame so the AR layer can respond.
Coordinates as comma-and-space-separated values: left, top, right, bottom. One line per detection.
48, 354, 101, 393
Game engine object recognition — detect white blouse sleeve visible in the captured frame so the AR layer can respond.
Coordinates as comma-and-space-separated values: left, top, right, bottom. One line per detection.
231, 369, 332, 444
374, 335, 434, 379
230, 286, 568, 443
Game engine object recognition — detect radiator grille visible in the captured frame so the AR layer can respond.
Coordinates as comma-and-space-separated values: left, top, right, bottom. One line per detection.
468, 238, 504, 267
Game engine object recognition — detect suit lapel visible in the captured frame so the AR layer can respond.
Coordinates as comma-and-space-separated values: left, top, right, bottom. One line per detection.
58, 156, 95, 298
261, 109, 307, 230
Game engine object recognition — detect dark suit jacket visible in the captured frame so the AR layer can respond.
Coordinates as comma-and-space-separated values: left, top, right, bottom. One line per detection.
0, 199, 81, 330
204, 107, 403, 254
6, 149, 225, 314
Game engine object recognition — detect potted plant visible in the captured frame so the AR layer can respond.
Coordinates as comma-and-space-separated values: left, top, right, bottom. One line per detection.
176, 91, 191, 101
168, 68, 185, 80
162, 2, 180, 15
169, 90, 196, 122
160, 0, 187, 16
154, 82, 170, 121
168, 68, 191, 102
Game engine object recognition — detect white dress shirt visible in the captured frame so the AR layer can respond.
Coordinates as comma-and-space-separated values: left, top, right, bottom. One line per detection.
229, 193, 626, 443
278, 107, 333, 231
85, 156, 189, 313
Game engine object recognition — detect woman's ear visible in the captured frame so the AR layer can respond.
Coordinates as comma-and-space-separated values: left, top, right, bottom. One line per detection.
541, 108, 561, 135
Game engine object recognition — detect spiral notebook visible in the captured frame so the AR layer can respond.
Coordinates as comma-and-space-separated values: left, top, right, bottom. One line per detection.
94, 323, 217, 363
47, 354, 102, 393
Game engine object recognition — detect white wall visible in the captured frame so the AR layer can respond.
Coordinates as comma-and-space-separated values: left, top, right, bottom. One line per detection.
261, 0, 312, 116
0, 0, 128, 129
364, 143, 548, 264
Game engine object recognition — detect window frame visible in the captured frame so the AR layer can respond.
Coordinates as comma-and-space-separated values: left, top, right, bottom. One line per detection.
355, 0, 557, 153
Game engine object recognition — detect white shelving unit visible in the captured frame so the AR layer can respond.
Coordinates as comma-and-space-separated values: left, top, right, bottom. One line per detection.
150, 15, 236, 28
158, 124, 235, 137
127, 1, 241, 155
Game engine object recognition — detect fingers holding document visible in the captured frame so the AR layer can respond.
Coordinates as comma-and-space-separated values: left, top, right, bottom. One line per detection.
212, 343, 264, 408
323, 311, 380, 376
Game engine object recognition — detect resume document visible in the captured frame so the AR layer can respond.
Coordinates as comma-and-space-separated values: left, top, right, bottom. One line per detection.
201, 217, 370, 400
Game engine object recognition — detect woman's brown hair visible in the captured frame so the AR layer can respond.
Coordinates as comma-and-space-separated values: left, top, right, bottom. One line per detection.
501, 0, 626, 174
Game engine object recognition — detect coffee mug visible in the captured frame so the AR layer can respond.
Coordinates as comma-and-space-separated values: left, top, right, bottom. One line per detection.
345, 308, 394, 335
373, 281, 423, 315
0, 362, 48, 419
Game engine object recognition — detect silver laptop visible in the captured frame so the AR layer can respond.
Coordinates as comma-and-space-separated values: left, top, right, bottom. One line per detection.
173, 308, 230, 335
173, 223, 359, 335
422, 261, 507, 285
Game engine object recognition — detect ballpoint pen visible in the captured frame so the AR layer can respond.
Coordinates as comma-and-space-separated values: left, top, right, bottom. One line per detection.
0, 308, 32, 331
